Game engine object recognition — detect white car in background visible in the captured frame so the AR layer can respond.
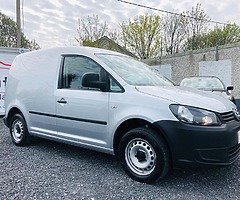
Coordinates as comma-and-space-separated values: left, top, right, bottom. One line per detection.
180, 76, 236, 104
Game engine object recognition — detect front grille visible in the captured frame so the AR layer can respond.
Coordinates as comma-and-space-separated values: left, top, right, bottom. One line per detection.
220, 111, 236, 123
228, 144, 240, 162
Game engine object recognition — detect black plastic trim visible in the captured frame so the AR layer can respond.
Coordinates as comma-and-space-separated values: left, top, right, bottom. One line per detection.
57, 56, 65, 89
29, 111, 107, 125
153, 120, 240, 167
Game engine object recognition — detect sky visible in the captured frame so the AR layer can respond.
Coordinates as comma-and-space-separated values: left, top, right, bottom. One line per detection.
0, 0, 239, 49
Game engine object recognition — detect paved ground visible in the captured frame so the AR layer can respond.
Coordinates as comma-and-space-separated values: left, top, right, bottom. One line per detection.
0, 119, 239, 200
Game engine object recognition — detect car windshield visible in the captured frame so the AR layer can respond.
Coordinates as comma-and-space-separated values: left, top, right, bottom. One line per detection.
96, 54, 173, 86
180, 77, 225, 90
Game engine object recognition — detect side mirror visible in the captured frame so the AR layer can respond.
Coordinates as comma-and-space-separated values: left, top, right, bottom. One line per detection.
82, 73, 108, 91
227, 86, 234, 91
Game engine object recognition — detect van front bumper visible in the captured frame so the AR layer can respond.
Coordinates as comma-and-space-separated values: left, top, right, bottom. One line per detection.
154, 120, 240, 167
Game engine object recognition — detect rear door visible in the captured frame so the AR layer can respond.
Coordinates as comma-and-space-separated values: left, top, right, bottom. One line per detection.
55, 55, 109, 148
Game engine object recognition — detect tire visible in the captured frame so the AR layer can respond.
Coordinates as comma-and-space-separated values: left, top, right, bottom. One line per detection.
119, 127, 170, 183
10, 113, 33, 146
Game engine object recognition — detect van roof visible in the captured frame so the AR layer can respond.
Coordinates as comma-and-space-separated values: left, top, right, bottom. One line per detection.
18, 46, 126, 58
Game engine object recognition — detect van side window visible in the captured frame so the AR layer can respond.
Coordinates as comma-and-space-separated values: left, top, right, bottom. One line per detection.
61, 56, 101, 90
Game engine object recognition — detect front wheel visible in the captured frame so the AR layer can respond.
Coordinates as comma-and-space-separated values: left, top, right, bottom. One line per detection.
10, 113, 33, 146
119, 127, 170, 183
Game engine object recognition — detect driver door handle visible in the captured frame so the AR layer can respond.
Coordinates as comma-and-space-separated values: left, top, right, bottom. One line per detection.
57, 98, 67, 104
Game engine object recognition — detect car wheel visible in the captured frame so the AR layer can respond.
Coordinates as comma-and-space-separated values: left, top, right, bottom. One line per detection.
119, 127, 170, 183
10, 113, 33, 146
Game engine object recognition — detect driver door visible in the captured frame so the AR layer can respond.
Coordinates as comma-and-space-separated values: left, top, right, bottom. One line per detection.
55, 55, 109, 148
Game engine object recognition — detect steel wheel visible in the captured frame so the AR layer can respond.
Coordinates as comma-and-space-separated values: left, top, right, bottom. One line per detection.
11, 119, 24, 143
125, 138, 156, 176
119, 127, 170, 183
10, 113, 33, 146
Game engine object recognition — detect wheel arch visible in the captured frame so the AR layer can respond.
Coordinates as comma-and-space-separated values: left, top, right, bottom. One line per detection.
5, 107, 23, 127
113, 118, 172, 159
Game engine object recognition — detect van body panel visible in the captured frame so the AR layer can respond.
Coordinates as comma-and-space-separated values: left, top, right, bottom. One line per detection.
136, 86, 234, 113
108, 86, 178, 147
55, 89, 109, 147
6, 50, 58, 135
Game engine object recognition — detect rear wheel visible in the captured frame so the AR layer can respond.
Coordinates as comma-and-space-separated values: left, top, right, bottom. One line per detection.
10, 113, 33, 146
119, 127, 170, 183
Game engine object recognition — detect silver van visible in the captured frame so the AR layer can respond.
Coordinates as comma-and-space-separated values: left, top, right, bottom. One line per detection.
4, 47, 240, 183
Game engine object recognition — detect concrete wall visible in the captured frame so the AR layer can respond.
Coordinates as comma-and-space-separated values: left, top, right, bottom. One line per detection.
143, 42, 240, 99
151, 64, 172, 79
199, 60, 232, 86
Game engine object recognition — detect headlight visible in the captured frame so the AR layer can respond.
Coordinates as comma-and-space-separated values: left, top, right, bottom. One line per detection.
170, 105, 221, 126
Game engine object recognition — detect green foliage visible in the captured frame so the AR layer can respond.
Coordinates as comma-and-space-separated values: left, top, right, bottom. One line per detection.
160, 4, 211, 54
182, 3, 210, 51
207, 24, 240, 46
0, 12, 40, 50
121, 15, 161, 59
185, 24, 240, 50
76, 5, 240, 57
82, 39, 95, 47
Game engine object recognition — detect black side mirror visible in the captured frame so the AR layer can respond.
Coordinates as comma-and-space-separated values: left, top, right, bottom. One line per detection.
227, 86, 234, 91
82, 73, 108, 91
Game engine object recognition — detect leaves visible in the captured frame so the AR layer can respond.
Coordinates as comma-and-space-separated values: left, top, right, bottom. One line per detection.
75, 4, 239, 57
184, 24, 240, 50
0, 11, 40, 50
121, 4, 212, 56
121, 15, 161, 59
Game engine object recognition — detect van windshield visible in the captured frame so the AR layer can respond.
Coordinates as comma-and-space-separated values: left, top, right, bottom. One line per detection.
96, 54, 173, 86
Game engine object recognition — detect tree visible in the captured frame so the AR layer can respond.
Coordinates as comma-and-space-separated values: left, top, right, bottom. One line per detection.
162, 14, 187, 54
0, 11, 40, 50
182, 4, 210, 50
121, 15, 161, 59
159, 4, 210, 54
213, 24, 240, 45
75, 14, 118, 46
184, 23, 240, 50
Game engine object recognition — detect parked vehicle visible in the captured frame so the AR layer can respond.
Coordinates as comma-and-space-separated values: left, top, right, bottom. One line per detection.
0, 47, 28, 115
180, 76, 235, 104
4, 47, 240, 183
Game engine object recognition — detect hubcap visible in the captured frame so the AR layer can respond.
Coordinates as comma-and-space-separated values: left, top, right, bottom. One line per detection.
125, 138, 156, 176
12, 120, 24, 142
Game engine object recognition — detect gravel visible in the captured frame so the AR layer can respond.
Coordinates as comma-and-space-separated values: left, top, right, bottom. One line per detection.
0, 119, 239, 200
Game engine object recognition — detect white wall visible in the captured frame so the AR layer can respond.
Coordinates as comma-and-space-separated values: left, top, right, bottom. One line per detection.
152, 64, 172, 79
199, 60, 232, 86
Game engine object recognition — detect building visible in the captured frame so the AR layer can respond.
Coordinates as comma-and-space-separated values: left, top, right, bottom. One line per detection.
87, 36, 137, 58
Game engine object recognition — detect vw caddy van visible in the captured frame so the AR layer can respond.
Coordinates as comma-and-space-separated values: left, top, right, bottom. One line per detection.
4, 47, 240, 183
